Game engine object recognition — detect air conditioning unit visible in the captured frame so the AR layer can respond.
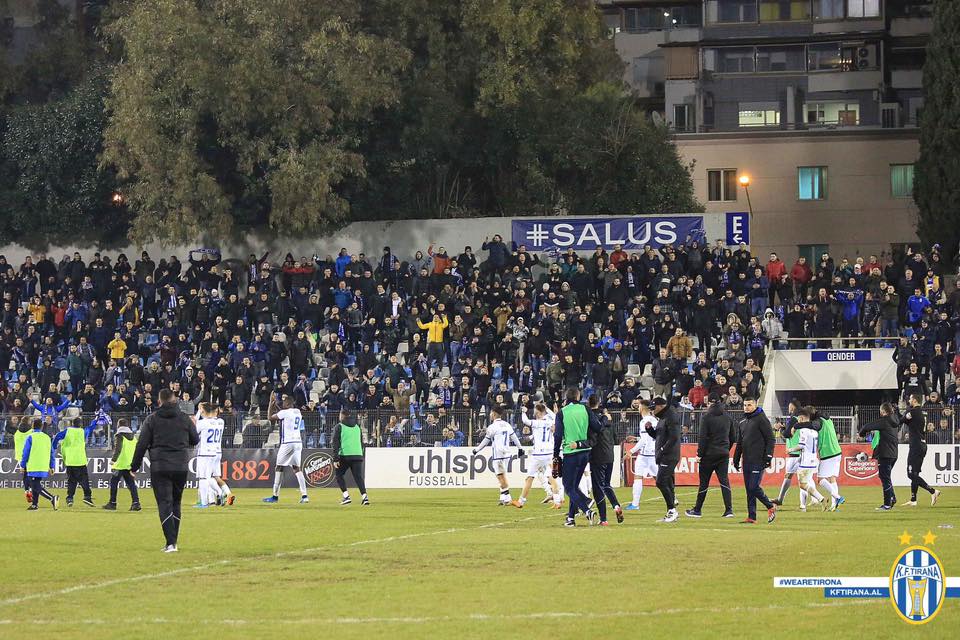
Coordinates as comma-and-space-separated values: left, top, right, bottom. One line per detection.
881, 102, 901, 128
856, 45, 877, 70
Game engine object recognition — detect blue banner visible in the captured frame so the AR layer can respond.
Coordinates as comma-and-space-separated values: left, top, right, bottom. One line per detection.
726, 212, 749, 245
511, 216, 704, 251
811, 350, 872, 362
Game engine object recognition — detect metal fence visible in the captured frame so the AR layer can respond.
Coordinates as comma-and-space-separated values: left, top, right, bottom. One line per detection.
2, 404, 957, 452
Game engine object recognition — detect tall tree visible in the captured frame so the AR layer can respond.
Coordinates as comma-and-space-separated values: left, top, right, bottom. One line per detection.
0, 69, 122, 244
356, 0, 700, 220
0, 0, 119, 245
103, 0, 409, 244
915, 0, 960, 257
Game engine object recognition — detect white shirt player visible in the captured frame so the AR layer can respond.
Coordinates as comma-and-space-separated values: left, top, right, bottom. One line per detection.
521, 410, 555, 457
796, 427, 819, 469
481, 418, 522, 460
276, 407, 304, 446
196, 416, 225, 457
629, 416, 657, 457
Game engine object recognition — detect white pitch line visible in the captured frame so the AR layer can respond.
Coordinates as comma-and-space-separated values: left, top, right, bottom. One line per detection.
0, 599, 884, 627
0, 487, 737, 608
0, 513, 551, 607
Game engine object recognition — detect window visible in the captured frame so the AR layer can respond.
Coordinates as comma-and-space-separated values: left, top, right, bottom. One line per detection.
804, 101, 860, 125
708, 169, 739, 202
812, 0, 845, 18
669, 5, 703, 27
891, 165, 915, 198
798, 167, 827, 200
847, 0, 880, 18
704, 47, 756, 73
625, 7, 662, 31
632, 55, 665, 93
716, 0, 758, 23
756, 46, 805, 72
807, 42, 843, 71
624, 6, 702, 31
739, 102, 780, 127
674, 104, 694, 132
759, 0, 810, 21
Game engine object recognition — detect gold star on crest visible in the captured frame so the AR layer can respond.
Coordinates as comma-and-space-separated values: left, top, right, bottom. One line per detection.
898, 530, 913, 546
923, 531, 937, 547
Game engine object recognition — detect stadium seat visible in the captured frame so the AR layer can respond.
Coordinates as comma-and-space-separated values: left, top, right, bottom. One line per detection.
264, 430, 280, 447
626, 364, 641, 379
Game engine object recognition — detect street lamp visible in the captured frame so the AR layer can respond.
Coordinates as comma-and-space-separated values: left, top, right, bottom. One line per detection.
739, 174, 754, 225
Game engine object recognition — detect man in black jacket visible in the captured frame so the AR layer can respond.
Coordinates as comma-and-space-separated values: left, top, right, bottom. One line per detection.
645, 397, 680, 523
858, 402, 900, 510
580, 395, 623, 525
733, 396, 777, 524
686, 394, 735, 518
900, 394, 941, 507
131, 388, 199, 552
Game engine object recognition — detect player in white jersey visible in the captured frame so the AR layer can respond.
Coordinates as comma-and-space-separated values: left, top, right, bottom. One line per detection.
511, 403, 562, 509
262, 394, 309, 504
788, 408, 825, 511
624, 400, 658, 510
472, 405, 524, 505
194, 402, 233, 508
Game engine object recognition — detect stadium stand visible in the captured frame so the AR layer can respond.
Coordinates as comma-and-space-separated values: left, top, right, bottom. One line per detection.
0, 241, 958, 448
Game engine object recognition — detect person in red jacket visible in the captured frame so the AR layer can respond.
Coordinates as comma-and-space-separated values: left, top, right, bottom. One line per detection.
765, 253, 787, 307
53, 300, 68, 341
687, 378, 707, 408
610, 244, 628, 268
790, 257, 813, 302
428, 244, 452, 275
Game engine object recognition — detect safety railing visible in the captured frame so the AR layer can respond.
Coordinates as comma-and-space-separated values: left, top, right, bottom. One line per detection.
4, 403, 955, 452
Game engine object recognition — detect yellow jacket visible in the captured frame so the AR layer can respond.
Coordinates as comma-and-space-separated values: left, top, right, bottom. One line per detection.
417, 317, 449, 344
28, 304, 46, 324
108, 338, 127, 361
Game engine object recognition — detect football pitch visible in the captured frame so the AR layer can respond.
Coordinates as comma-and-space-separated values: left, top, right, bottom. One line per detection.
1, 486, 957, 639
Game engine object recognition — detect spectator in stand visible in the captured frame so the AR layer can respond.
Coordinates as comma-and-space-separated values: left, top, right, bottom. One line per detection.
765, 253, 786, 307
687, 378, 707, 408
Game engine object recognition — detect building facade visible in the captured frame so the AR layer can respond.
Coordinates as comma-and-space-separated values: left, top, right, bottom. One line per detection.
599, 0, 931, 260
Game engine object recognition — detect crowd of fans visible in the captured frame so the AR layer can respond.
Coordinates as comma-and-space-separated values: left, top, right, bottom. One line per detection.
0, 236, 959, 447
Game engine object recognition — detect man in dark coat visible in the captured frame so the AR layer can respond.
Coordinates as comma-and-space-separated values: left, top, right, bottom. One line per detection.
733, 396, 777, 524
131, 388, 199, 552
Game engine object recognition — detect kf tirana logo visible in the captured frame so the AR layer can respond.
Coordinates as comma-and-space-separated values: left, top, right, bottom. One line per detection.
774, 530, 958, 625
890, 542, 946, 624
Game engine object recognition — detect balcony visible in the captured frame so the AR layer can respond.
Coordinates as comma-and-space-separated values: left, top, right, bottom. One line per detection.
891, 68, 922, 89
808, 69, 881, 92
889, 17, 932, 37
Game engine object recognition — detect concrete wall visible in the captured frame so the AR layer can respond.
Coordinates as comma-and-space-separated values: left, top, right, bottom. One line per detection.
0, 214, 732, 266
675, 128, 920, 261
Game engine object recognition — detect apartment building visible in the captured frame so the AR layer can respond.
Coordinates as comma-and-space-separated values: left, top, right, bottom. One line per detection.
599, 0, 932, 260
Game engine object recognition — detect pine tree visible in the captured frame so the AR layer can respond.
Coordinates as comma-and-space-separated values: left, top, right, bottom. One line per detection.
915, 0, 960, 258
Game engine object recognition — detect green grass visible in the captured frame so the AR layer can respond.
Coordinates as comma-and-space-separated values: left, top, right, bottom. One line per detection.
0, 485, 958, 639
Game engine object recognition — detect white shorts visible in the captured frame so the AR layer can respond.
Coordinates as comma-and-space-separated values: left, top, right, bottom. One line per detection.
527, 455, 552, 478
785, 456, 801, 474
818, 455, 840, 479
276, 443, 303, 467
633, 456, 657, 479
196, 455, 221, 480
491, 458, 509, 475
